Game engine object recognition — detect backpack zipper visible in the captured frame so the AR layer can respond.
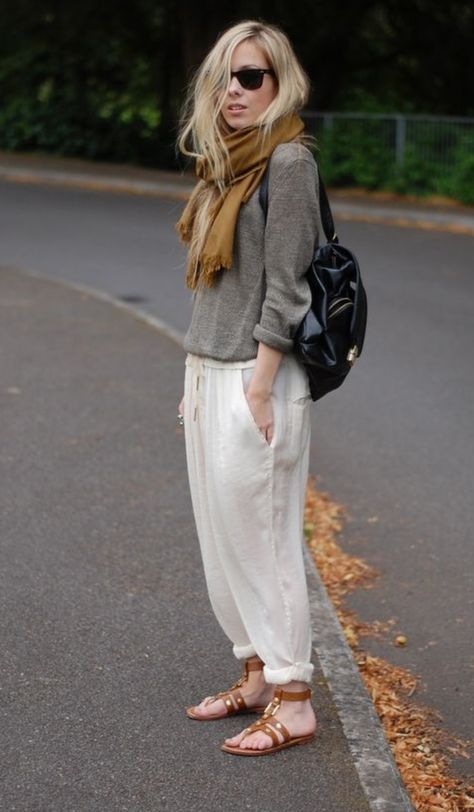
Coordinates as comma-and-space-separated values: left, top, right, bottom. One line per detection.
328, 297, 353, 319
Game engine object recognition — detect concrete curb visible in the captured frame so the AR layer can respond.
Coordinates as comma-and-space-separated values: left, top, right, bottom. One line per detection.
0, 166, 190, 201
332, 203, 474, 236
12, 264, 414, 811
304, 546, 414, 811
1, 162, 473, 235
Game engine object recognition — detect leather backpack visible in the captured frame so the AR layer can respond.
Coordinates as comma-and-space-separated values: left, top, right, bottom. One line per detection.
258, 158, 368, 402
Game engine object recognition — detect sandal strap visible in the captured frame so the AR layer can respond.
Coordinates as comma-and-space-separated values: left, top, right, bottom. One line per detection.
208, 659, 264, 711
260, 723, 280, 746
240, 715, 291, 744
221, 690, 247, 715
274, 686, 312, 702
241, 719, 267, 736
265, 716, 291, 742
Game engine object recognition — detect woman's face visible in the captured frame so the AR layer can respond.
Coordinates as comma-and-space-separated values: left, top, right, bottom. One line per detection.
219, 39, 278, 131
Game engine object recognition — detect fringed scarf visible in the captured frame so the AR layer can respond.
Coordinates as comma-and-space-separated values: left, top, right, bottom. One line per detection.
175, 112, 305, 289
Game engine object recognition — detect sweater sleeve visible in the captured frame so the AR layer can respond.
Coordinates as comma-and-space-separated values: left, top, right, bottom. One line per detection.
252, 153, 320, 352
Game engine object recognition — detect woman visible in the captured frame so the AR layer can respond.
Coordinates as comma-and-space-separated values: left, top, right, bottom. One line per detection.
175, 20, 323, 756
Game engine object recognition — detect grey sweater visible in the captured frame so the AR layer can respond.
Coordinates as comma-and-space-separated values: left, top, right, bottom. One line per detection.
183, 142, 323, 361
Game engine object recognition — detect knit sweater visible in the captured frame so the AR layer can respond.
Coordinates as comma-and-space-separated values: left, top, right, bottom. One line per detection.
182, 141, 323, 361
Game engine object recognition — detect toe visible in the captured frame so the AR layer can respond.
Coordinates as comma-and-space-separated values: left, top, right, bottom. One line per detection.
225, 731, 244, 745
193, 697, 224, 717
240, 731, 268, 750
242, 730, 274, 750
258, 733, 272, 749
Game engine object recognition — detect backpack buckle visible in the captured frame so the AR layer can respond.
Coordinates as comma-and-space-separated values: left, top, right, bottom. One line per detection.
347, 345, 359, 364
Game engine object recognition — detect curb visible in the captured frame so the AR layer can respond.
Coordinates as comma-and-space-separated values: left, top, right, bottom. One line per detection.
1, 163, 473, 235
332, 204, 474, 236
304, 546, 414, 811
0, 166, 190, 202
10, 264, 414, 811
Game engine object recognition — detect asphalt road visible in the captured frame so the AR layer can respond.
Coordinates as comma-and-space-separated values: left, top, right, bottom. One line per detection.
1, 179, 473, 777
1, 266, 376, 811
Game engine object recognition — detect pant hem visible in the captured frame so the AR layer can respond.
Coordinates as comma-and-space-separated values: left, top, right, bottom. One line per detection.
263, 662, 314, 685
233, 643, 259, 660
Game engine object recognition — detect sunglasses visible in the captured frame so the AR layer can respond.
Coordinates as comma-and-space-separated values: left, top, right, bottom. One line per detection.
230, 68, 276, 90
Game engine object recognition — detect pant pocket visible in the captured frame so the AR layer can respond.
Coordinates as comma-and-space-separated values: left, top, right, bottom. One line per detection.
239, 368, 275, 450
288, 357, 311, 404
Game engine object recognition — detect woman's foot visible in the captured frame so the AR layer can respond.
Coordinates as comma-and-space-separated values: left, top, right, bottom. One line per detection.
189, 656, 275, 719
223, 681, 316, 751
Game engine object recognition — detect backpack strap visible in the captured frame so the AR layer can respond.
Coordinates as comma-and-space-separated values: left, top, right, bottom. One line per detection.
317, 166, 338, 243
258, 156, 338, 244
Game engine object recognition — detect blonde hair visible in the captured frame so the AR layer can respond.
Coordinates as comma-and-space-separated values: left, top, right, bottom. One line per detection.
175, 19, 317, 289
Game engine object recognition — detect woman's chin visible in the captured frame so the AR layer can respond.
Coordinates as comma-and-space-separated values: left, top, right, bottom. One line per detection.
223, 114, 255, 131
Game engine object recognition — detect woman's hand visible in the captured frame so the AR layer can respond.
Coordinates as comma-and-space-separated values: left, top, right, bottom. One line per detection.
245, 388, 274, 445
243, 343, 282, 444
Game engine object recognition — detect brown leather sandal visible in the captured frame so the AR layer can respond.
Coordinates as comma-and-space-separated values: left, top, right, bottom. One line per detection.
220, 685, 316, 755
186, 658, 269, 720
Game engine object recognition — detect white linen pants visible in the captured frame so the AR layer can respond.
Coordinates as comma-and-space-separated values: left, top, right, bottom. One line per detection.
183, 351, 314, 685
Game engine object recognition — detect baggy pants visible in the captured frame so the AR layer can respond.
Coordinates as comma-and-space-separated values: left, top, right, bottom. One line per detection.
183, 351, 314, 685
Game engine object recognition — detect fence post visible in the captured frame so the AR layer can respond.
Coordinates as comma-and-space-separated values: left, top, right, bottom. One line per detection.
395, 114, 406, 165
323, 114, 334, 134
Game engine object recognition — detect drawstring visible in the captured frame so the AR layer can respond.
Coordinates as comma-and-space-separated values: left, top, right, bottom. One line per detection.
186, 352, 256, 423
192, 356, 205, 422
193, 371, 198, 421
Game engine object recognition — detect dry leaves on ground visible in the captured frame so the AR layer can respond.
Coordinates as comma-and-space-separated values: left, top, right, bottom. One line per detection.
304, 475, 474, 812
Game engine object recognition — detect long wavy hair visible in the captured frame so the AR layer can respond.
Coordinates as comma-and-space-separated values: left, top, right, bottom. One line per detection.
175, 20, 317, 289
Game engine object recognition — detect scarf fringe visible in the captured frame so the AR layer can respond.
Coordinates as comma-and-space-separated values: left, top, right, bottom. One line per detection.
186, 252, 232, 290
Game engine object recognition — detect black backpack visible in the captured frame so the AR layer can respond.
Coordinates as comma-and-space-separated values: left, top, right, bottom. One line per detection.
258, 159, 368, 402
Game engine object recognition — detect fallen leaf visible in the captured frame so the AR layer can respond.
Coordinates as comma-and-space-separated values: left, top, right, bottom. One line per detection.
304, 476, 474, 812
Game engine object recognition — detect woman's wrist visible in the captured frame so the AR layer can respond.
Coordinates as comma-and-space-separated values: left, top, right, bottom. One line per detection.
247, 343, 283, 399
247, 383, 272, 400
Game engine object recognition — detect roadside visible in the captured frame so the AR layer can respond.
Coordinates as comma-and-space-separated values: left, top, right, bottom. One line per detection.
2, 146, 472, 810
305, 482, 474, 810
0, 264, 413, 811
0, 149, 473, 235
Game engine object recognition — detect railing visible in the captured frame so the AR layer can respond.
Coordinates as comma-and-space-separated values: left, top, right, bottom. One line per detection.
301, 111, 474, 172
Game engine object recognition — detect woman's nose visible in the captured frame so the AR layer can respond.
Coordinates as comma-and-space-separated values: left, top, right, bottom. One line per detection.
228, 75, 243, 93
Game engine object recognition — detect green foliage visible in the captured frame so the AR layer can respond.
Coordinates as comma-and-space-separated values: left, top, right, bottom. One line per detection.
385, 145, 439, 196
432, 139, 474, 204
0, 1, 472, 196
312, 121, 474, 205
315, 119, 393, 189
0, 0, 180, 167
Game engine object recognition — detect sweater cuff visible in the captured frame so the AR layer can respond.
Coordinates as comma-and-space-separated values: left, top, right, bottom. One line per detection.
253, 324, 294, 353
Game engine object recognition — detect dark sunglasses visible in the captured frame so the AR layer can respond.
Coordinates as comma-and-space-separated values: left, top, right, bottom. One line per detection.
230, 68, 276, 90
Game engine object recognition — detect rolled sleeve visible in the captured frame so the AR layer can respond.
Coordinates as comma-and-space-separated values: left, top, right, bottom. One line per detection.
253, 154, 320, 352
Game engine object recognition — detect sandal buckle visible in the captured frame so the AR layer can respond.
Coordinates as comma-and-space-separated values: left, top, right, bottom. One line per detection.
262, 697, 280, 717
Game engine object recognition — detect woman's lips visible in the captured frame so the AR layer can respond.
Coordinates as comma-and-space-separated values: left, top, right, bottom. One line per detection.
228, 106, 247, 114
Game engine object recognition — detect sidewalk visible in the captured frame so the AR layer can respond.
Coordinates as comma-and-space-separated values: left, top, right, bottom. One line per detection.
0, 264, 413, 811
0, 149, 473, 235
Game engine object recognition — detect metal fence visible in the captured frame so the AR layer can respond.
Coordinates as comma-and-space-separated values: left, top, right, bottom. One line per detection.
301, 111, 474, 172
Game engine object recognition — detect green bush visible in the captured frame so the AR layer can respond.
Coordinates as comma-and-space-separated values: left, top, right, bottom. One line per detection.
315, 121, 393, 188
432, 139, 474, 204
385, 145, 438, 196
0, 83, 173, 167
310, 121, 474, 205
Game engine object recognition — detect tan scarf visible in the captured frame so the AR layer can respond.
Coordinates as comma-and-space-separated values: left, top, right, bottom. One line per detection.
175, 112, 305, 289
